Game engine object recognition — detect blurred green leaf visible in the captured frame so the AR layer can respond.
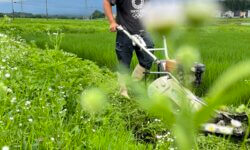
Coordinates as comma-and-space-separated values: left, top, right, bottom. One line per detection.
174, 99, 196, 150
147, 93, 175, 127
80, 88, 107, 114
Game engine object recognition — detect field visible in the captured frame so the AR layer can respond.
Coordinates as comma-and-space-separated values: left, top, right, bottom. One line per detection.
2, 18, 250, 98
0, 17, 249, 149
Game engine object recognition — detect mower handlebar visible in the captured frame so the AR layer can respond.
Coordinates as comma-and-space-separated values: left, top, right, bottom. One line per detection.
116, 25, 158, 63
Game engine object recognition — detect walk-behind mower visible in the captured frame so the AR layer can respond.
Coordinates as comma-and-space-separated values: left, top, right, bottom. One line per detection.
117, 26, 249, 138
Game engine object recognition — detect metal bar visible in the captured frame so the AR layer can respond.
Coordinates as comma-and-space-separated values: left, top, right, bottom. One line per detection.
148, 48, 165, 51
144, 72, 170, 75
117, 26, 158, 62
163, 36, 169, 59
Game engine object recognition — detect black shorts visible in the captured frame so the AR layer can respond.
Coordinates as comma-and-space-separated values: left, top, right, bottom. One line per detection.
115, 31, 154, 71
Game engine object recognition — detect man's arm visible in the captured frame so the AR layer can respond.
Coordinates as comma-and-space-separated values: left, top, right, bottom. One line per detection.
103, 0, 118, 32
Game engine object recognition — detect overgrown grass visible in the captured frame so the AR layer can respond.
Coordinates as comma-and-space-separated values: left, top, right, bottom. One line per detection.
0, 34, 155, 149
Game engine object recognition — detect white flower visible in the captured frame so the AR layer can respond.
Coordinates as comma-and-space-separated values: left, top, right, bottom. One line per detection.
0, 33, 7, 38
59, 111, 63, 114
24, 107, 30, 110
25, 101, 31, 106
11, 67, 17, 71
58, 86, 64, 89
156, 135, 163, 139
19, 123, 22, 127
28, 118, 33, 122
163, 133, 169, 138
51, 137, 55, 141
204, 124, 216, 132
5, 73, 10, 78
6, 88, 13, 93
11, 97, 16, 104
48, 88, 53, 91
9, 117, 14, 121
2, 146, 9, 150
167, 138, 174, 142
154, 119, 161, 122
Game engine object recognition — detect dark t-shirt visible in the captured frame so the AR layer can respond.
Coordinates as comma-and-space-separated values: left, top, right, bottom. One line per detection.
110, 0, 148, 34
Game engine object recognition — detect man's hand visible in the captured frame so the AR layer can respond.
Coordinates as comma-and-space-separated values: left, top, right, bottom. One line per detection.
110, 22, 119, 32
103, 0, 118, 32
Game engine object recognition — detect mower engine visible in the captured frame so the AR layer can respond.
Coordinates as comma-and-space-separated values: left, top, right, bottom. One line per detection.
157, 60, 206, 87
192, 63, 206, 86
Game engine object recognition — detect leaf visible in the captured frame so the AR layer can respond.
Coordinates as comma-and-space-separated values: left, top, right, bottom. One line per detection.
174, 100, 196, 150
147, 93, 176, 127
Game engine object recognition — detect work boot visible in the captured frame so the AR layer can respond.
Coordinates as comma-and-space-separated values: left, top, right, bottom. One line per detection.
120, 84, 130, 99
132, 64, 146, 81
117, 73, 130, 99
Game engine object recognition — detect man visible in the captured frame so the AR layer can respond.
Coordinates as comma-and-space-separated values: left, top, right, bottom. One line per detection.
103, 0, 154, 98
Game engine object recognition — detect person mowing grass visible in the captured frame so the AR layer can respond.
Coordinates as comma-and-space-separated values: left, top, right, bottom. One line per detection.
103, 0, 154, 99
